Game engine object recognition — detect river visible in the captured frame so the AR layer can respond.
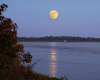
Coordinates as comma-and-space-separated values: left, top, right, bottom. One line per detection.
20, 42, 100, 80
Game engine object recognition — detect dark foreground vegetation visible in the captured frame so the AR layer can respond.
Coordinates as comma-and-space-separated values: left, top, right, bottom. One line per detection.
0, 4, 68, 80
18, 36, 100, 42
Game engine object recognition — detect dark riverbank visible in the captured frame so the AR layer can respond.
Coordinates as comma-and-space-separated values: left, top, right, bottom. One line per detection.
17, 36, 100, 42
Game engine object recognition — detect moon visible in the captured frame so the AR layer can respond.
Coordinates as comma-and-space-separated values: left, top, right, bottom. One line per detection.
49, 10, 58, 19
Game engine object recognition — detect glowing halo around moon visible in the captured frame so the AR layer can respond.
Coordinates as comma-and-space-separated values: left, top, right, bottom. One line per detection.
49, 10, 58, 19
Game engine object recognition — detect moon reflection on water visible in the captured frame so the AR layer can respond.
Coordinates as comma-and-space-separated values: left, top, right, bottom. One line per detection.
49, 49, 57, 77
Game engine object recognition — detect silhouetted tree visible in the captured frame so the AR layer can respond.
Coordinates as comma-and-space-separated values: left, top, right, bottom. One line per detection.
0, 4, 33, 80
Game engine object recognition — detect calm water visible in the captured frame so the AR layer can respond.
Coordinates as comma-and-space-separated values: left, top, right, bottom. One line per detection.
20, 42, 100, 80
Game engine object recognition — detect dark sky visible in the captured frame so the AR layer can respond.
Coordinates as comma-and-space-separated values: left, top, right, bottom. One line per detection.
1, 0, 100, 38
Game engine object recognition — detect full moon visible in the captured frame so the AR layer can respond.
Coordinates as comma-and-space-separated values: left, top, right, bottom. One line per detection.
49, 10, 58, 19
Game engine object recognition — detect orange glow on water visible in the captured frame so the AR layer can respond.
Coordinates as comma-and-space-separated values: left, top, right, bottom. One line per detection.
51, 53, 56, 61
49, 49, 57, 77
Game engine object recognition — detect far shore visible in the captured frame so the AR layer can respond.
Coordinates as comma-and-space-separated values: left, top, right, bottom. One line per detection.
18, 41, 100, 43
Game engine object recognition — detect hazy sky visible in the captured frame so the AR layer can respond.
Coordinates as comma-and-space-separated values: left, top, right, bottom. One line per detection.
1, 0, 100, 38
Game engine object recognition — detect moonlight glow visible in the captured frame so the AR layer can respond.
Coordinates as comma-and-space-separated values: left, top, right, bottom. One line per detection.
49, 10, 58, 19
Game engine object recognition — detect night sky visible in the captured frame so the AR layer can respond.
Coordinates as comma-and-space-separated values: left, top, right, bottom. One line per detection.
1, 0, 100, 38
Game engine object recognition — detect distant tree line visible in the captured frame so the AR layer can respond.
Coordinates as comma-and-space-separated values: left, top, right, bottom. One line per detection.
17, 36, 100, 42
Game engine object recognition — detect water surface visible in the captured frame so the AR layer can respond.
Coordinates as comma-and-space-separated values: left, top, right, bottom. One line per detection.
20, 42, 100, 80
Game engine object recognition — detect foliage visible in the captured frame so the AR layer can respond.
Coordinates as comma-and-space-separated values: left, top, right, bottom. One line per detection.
0, 4, 68, 80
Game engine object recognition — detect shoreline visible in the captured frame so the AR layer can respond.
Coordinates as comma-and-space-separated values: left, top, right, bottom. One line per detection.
18, 41, 100, 43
